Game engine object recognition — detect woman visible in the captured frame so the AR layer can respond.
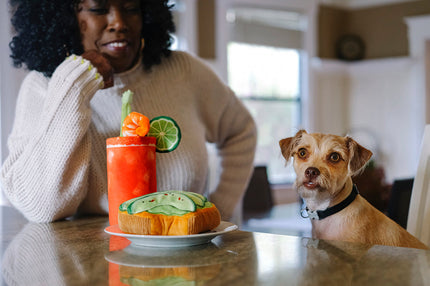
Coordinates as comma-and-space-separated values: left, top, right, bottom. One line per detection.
2, 0, 256, 223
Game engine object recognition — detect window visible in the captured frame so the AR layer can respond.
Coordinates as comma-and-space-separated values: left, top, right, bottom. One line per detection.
228, 43, 300, 184
227, 8, 305, 184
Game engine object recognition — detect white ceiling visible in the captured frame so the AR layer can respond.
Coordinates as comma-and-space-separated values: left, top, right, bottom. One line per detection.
227, 8, 307, 31
320, 0, 419, 9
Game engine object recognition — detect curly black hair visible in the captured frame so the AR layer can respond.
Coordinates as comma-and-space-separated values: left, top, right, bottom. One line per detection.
9, 0, 176, 77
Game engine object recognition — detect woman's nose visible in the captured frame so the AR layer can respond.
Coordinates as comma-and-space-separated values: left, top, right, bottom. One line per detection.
108, 9, 128, 32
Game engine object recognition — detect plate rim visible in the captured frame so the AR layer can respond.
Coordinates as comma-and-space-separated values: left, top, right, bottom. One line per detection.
104, 221, 238, 242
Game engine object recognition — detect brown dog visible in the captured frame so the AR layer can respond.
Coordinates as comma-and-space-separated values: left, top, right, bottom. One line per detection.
279, 130, 427, 249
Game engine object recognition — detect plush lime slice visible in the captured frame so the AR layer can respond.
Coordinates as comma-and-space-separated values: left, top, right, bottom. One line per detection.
148, 116, 181, 153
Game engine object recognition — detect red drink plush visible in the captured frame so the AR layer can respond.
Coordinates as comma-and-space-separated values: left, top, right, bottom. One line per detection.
106, 136, 156, 225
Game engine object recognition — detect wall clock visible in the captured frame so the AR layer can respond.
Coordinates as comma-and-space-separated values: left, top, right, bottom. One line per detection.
336, 34, 365, 61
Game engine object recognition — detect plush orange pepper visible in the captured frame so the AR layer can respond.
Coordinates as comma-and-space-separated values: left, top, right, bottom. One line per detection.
122, 112, 150, 137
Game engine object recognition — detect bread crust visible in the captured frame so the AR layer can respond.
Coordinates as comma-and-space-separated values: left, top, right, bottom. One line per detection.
118, 204, 221, 235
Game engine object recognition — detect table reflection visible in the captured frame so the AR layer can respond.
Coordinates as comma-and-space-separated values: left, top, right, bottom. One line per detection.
105, 235, 255, 285
2, 221, 108, 285
2, 211, 429, 286
297, 237, 427, 286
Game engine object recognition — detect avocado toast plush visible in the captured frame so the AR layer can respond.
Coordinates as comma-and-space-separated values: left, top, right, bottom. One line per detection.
118, 191, 221, 235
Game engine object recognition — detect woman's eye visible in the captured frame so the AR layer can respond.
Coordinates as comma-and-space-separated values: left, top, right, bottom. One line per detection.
89, 7, 108, 14
329, 152, 341, 162
298, 148, 307, 158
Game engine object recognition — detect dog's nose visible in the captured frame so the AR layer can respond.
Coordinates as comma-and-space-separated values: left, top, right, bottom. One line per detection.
305, 167, 320, 180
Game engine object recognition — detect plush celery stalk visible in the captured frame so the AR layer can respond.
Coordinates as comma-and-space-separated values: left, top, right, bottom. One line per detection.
120, 90, 134, 136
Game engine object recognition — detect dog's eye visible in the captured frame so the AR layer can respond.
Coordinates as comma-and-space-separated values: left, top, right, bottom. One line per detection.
329, 152, 341, 162
298, 148, 307, 158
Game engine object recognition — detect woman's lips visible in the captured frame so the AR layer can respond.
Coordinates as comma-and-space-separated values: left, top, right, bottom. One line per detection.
104, 40, 129, 52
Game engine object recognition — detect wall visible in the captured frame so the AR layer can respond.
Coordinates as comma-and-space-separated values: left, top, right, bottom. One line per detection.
188, 0, 428, 182
1, 2, 27, 164
311, 1, 430, 184
312, 56, 424, 183
197, 0, 215, 58
1, 1, 28, 206
318, 0, 430, 59
311, 58, 350, 135
348, 58, 422, 181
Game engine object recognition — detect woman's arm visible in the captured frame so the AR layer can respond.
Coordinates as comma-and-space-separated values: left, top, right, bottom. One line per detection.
208, 95, 257, 221
1, 55, 104, 222
186, 53, 257, 221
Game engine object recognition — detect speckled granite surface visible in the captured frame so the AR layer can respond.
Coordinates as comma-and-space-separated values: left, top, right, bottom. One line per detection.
2, 206, 429, 285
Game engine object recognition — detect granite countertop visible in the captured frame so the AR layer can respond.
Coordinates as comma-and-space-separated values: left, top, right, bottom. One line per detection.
1, 206, 429, 285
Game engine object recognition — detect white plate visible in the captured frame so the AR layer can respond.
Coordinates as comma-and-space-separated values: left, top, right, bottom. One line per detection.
104, 221, 238, 247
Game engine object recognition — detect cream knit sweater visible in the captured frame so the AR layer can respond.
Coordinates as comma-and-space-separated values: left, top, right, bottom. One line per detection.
1, 51, 256, 223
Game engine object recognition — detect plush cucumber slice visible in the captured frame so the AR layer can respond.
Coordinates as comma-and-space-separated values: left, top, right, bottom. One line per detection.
121, 192, 167, 211
127, 191, 196, 214
146, 205, 190, 216
177, 191, 207, 207
186, 192, 207, 202
119, 191, 168, 212
203, 201, 213, 208
119, 196, 143, 212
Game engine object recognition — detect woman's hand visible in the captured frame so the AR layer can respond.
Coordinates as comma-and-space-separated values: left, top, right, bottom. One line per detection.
81, 50, 114, 89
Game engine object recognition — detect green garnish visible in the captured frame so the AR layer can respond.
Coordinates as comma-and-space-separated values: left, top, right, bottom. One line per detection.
120, 90, 134, 136
148, 116, 182, 153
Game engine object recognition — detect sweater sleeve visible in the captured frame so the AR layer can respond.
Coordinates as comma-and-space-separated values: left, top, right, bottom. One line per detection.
208, 94, 257, 220
188, 55, 257, 220
1, 55, 104, 223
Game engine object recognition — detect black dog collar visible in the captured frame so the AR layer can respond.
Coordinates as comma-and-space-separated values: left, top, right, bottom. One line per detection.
301, 185, 359, 220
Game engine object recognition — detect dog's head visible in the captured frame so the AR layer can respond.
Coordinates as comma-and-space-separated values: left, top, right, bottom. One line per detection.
279, 130, 372, 202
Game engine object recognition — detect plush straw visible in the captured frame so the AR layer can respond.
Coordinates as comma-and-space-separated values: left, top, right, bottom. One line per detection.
120, 90, 134, 136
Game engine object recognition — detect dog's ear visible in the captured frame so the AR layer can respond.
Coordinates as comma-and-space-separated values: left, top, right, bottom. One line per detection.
346, 137, 373, 175
279, 137, 294, 160
279, 130, 307, 161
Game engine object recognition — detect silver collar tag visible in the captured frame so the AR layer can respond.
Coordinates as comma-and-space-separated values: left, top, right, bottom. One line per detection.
300, 207, 320, 220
